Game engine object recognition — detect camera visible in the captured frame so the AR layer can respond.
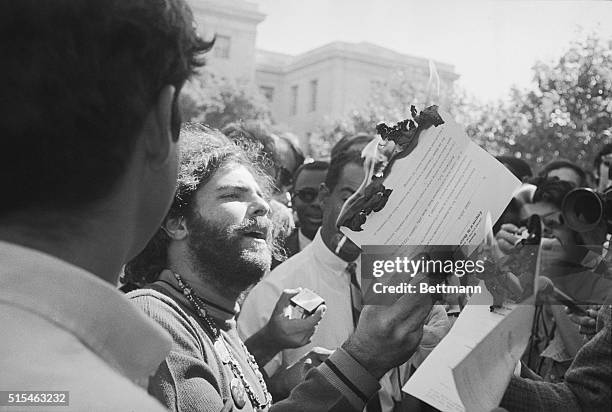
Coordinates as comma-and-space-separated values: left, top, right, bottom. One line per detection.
561, 187, 612, 233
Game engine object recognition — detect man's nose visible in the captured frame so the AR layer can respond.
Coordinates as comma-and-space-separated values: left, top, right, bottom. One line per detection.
248, 195, 270, 218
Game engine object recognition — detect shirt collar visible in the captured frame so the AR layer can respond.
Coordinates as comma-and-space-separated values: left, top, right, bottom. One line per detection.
309, 230, 354, 274
298, 229, 313, 251
0, 241, 172, 383
157, 269, 238, 322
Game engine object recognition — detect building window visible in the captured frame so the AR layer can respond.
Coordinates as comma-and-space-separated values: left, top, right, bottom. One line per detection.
213, 35, 231, 59
290, 85, 298, 116
309, 79, 318, 112
260, 86, 274, 103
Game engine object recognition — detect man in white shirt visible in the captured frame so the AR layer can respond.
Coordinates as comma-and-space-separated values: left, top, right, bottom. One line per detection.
239, 149, 450, 410
0, 1, 212, 410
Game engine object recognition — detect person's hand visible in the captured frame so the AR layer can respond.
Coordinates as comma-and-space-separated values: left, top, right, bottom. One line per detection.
495, 223, 526, 255
268, 347, 333, 398
342, 272, 434, 379
265, 288, 326, 349
566, 305, 600, 338
244, 289, 326, 368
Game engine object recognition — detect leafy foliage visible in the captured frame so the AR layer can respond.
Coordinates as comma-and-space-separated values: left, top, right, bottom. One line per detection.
464, 35, 612, 172
312, 35, 612, 174
180, 68, 272, 129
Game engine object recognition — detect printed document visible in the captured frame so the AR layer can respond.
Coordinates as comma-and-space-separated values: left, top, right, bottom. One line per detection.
341, 111, 520, 247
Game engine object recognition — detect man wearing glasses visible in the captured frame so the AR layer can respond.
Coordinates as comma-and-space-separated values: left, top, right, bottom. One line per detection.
272, 161, 329, 269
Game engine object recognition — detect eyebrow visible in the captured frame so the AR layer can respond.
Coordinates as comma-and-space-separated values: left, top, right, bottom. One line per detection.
216, 184, 264, 198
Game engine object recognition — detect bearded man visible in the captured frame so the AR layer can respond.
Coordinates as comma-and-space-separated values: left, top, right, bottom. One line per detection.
124, 128, 434, 412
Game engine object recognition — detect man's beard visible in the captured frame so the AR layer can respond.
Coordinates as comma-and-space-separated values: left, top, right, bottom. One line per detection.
186, 213, 273, 295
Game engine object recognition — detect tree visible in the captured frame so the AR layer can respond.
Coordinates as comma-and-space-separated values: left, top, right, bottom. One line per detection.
464, 35, 612, 172
312, 34, 612, 173
180, 68, 272, 129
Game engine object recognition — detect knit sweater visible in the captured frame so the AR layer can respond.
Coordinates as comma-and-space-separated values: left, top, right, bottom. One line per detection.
129, 279, 381, 412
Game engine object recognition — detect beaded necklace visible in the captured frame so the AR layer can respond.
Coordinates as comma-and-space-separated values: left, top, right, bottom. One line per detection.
172, 271, 272, 411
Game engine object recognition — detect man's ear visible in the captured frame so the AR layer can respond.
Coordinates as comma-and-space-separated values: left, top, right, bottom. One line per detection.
143, 85, 177, 170
163, 215, 189, 241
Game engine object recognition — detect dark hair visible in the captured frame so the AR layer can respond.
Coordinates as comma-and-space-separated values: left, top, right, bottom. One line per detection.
223, 121, 277, 176
325, 151, 364, 192
330, 134, 376, 159
1, 0, 212, 214
123, 125, 274, 285
292, 160, 330, 188
594, 143, 612, 171
529, 176, 576, 210
223, 122, 306, 189
496, 156, 533, 180
538, 159, 586, 187
275, 133, 306, 184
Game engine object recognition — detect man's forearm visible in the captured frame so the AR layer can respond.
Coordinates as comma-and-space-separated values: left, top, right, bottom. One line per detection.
244, 324, 283, 368
271, 347, 381, 412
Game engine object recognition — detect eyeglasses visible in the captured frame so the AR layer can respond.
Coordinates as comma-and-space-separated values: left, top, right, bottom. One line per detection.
293, 188, 319, 204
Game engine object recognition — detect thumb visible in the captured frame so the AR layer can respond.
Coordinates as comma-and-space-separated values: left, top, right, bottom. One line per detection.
273, 288, 302, 314
306, 304, 327, 326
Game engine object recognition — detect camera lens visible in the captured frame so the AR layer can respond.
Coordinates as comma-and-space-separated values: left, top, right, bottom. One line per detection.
562, 188, 603, 232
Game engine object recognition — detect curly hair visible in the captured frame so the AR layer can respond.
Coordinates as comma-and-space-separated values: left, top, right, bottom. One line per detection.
1, 0, 212, 214
123, 124, 282, 286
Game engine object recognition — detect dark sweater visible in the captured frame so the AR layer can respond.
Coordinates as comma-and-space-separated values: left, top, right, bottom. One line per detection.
129, 282, 381, 412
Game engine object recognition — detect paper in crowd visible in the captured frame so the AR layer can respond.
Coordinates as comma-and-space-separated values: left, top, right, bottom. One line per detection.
341, 111, 521, 248
402, 287, 535, 412
336, 110, 536, 411
400, 209, 540, 412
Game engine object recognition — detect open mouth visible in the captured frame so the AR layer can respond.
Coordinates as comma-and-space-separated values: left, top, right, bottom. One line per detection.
243, 230, 267, 240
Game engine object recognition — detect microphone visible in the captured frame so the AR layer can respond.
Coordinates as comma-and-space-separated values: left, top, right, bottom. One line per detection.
537, 276, 587, 316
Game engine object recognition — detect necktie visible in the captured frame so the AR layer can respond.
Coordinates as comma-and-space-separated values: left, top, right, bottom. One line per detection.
346, 262, 382, 412
347, 262, 362, 328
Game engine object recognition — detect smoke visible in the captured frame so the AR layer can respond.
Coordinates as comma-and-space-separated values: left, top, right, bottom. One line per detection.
425, 59, 441, 105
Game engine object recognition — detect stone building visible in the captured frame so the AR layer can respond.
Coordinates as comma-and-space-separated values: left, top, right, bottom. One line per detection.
189, 0, 458, 152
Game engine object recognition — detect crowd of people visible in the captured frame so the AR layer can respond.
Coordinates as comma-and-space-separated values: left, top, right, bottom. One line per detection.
1, 1, 610, 412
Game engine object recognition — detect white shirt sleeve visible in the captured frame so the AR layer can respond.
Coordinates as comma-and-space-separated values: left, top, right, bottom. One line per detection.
237, 277, 285, 376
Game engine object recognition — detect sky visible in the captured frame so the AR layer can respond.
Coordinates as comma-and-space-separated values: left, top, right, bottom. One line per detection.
250, 0, 612, 102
